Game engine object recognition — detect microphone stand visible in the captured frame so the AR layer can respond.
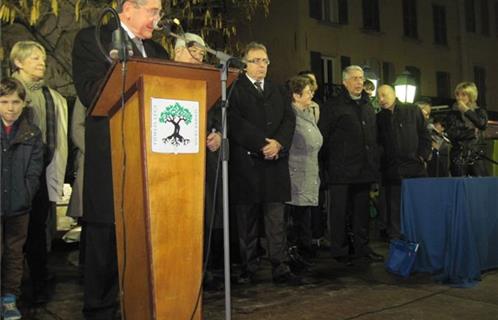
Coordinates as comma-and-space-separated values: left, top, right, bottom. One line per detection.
95, 7, 131, 64
161, 20, 249, 318
218, 52, 233, 320
95, 6, 132, 320
165, 28, 244, 320
207, 53, 244, 320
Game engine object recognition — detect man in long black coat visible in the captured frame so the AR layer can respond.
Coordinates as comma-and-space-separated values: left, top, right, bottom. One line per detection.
377, 85, 431, 240
72, 1, 168, 318
228, 42, 298, 284
319, 65, 382, 264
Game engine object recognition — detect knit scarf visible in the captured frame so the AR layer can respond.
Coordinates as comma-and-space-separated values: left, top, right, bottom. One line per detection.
42, 86, 56, 162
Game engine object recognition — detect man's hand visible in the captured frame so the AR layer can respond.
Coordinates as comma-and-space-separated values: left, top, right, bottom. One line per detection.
207, 131, 222, 152
262, 138, 282, 159
416, 155, 428, 169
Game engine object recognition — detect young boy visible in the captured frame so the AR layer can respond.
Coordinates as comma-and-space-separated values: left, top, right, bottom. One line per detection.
1, 78, 43, 320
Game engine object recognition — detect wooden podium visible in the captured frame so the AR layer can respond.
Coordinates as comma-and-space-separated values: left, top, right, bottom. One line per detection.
90, 58, 236, 319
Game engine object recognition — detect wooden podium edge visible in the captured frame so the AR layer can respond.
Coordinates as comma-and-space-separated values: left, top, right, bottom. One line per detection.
137, 77, 158, 319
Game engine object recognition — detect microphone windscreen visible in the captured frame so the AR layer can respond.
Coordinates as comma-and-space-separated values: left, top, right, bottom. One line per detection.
153, 19, 162, 30
109, 49, 119, 60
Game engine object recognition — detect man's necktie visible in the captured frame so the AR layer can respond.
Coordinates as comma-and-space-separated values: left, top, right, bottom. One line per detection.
254, 80, 264, 95
132, 38, 146, 57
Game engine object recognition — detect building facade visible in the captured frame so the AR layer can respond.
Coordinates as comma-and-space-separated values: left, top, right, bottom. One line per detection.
236, 0, 498, 111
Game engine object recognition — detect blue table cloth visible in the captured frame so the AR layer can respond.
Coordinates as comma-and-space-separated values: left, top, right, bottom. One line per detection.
401, 177, 498, 287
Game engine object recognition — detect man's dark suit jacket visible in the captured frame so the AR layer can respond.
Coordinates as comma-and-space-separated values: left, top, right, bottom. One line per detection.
72, 23, 168, 224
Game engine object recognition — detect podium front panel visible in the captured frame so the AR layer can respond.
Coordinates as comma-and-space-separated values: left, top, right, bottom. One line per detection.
143, 75, 206, 319
110, 74, 206, 320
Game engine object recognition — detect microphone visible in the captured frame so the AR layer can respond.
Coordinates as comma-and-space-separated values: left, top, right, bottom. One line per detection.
109, 26, 134, 60
441, 132, 451, 144
109, 27, 124, 60
154, 17, 181, 31
125, 38, 134, 58
188, 40, 246, 69
428, 124, 451, 143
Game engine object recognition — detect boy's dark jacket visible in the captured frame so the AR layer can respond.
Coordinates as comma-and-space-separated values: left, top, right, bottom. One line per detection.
1, 107, 44, 217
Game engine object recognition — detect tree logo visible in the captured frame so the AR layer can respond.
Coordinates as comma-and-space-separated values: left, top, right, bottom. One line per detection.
151, 98, 199, 154
159, 102, 192, 146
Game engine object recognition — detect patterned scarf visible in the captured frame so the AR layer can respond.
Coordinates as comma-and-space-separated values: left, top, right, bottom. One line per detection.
42, 86, 56, 162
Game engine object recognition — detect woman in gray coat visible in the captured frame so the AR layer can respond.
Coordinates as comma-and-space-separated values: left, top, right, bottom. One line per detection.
286, 76, 323, 263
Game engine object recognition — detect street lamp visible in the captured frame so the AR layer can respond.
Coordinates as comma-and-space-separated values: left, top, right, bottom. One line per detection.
394, 71, 417, 103
363, 65, 379, 97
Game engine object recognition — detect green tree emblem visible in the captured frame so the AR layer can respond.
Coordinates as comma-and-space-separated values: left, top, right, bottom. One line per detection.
159, 102, 193, 146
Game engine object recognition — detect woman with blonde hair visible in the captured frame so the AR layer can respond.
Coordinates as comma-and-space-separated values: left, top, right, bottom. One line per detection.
445, 82, 488, 176
10, 40, 68, 303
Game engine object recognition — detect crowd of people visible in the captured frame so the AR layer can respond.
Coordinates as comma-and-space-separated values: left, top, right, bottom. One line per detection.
0, 0, 491, 319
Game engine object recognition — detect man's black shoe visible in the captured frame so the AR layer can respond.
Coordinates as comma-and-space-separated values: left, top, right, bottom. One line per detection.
334, 256, 353, 266
365, 251, 384, 262
31, 273, 56, 305
236, 271, 254, 285
289, 260, 313, 275
203, 274, 224, 291
273, 271, 304, 286
289, 246, 314, 267
379, 229, 390, 242
32, 284, 50, 305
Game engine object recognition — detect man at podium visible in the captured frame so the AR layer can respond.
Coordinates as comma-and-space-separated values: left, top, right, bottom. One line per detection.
71, 1, 168, 319
228, 42, 300, 285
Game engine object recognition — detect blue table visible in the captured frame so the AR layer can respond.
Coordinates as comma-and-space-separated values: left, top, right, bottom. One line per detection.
401, 177, 498, 287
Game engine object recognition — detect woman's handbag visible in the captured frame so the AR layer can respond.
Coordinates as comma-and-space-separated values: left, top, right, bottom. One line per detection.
385, 239, 419, 278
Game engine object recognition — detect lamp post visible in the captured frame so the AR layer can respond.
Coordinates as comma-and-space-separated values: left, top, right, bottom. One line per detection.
363, 65, 379, 97
394, 71, 417, 103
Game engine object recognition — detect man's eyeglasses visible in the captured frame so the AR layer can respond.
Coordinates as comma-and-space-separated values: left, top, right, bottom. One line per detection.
246, 58, 270, 66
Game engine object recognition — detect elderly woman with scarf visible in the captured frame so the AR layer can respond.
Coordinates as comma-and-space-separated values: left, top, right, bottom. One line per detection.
10, 40, 68, 303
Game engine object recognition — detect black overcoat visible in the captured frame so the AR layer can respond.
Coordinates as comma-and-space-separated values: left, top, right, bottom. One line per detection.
72, 24, 168, 224
377, 101, 432, 180
228, 75, 295, 204
318, 88, 380, 184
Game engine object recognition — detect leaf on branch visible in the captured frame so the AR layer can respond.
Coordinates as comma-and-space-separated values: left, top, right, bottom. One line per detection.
0, 4, 10, 23
75, 0, 81, 22
9, 5, 16, 23
51, 0, 59, 16
203, 9, 211, 27
29, 0, 41, 25
215, 15, 222, 29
